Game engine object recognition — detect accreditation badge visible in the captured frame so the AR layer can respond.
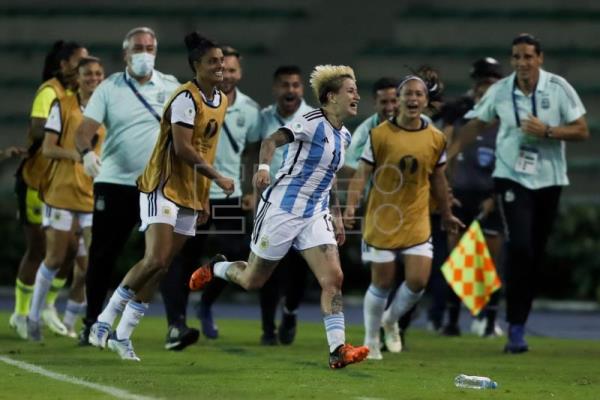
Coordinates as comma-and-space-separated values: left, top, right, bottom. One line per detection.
514, 145, 539, 175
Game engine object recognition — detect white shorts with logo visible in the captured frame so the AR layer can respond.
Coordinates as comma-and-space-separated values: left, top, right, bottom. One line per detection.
139, 189, 197, 237
361, 237, 433, 263
42, 204, 93, 232
250, 200, 337, 261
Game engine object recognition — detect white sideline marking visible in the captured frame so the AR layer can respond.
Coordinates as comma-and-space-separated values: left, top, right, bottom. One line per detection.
0, 356, 159, 400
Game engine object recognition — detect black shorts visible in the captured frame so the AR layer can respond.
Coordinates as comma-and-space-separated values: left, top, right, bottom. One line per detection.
452, 189, 502, 235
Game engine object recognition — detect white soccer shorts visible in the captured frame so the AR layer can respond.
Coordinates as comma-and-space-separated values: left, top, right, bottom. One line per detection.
361, 237, 433, 263
42, 204, 93, 232
139, 189, 197, 237
250, 200, 337, 261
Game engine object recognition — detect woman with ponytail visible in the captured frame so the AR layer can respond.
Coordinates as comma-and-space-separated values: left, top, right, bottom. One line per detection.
88, 32, 233, 362
10, 40, 87, 339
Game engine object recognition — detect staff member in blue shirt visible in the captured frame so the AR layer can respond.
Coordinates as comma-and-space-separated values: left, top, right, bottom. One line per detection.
76, 27, 180, 345
453, 33, 589, 353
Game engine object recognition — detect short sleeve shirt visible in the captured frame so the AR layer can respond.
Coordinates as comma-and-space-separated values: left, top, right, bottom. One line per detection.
84, 69, 180, 186
209, 88, 262, 199
259, 99, 315, 179
345, 113, 380, 170
30, 87, 58, 119
467, 70, 586, 189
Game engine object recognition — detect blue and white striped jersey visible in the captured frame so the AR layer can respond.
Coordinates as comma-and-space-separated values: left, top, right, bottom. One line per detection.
262, 109, 352, 218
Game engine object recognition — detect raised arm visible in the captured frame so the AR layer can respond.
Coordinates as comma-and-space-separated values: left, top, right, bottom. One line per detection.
253, 128, 294, 190
42, 132, 80, 161
522, 115, 589, 141
171, 123, 234, 195
447, 118, 492, 159
75, 117, 103, 177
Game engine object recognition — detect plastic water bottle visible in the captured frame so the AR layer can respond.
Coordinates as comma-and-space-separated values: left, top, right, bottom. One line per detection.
454, 374, 498, 390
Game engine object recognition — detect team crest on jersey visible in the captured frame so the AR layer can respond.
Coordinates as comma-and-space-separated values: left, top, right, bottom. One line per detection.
157, 90, 166, 104
259, 235, 269, 250
204, 119, 219, 138
292, 122, 303, 134
541, 97, 550, 109
53, 211, 61, 221
185, 107, 195, 118
236, 115, 245, 127
162, 206, 171, 216
399, 155, 419, 174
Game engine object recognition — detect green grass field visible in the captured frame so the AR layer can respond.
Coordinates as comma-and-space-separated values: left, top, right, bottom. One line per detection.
1, 311, 599, 400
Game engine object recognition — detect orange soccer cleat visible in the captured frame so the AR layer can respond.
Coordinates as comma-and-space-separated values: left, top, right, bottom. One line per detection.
329, 344, 370, 369
189, 254, 227, 291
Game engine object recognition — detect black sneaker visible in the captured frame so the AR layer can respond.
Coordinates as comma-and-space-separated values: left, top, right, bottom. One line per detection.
278, 312, 297, 345
441, 324, 461, 337
78, 324, 91, 347
260, 331, 278, 346
164, 324, 200, 351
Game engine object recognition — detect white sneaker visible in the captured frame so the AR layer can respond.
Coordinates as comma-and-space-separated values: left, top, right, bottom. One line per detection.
382, 322, 402, 353
108, 334, 141, 361
89, 321, 111, 348
470, 318, 487, 337
365, 341, 383, 360
65, 328, 77, 339
9, 313, 28, 340
493, 323, 504, 337
41, 306, 68, 336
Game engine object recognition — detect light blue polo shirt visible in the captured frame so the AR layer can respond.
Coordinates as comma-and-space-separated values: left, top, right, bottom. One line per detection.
467, 69, 585, 189
345, 113, 380, 170
84, 69, 180, 186
209, 88, 262, 199
260, 99, 314, 179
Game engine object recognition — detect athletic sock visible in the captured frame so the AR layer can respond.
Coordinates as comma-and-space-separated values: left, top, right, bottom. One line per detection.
46, 277, 67, 307
363, 284, 390, 343
115, 301, 148, 340
29, 262, 58, 322
382, 282, 424, 326
97, 286, 135, 326
63, 300, 86, 330
213, 261, 233, 281
323, 313, 345, 353
14, 278, 33, 316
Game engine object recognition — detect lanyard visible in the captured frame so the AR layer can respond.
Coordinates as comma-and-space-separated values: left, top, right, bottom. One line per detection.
221, 121, 240, 153
124, 74, 161, 122
512, 77, 537, 127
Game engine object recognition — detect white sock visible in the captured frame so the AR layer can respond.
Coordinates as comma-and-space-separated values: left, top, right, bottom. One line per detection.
382, 282, 423, 326
97, 286, 134, 326
213, 261, 233, 281
28, 262, 57, 322
115, 301, 148, 340
63, 300, 86, 330
363, 284, 390, 344
323, 313, 345, 353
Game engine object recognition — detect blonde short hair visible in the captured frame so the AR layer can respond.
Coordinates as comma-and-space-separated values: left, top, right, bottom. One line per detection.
309, 65, 356, 105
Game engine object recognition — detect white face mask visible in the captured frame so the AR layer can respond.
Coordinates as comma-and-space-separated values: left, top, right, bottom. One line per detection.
129, 52, 155, 77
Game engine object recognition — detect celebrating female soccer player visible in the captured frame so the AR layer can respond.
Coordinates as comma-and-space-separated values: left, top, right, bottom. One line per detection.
344, 75, 463, 360
88, 32, 234, 361
190, 65, 370, 369
26, 57, 105, 340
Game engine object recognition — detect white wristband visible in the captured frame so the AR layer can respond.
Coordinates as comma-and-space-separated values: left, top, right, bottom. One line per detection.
258, 163, 270, 172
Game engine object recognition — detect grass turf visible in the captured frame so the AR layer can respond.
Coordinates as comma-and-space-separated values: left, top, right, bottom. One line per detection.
1, 311, 599, 400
